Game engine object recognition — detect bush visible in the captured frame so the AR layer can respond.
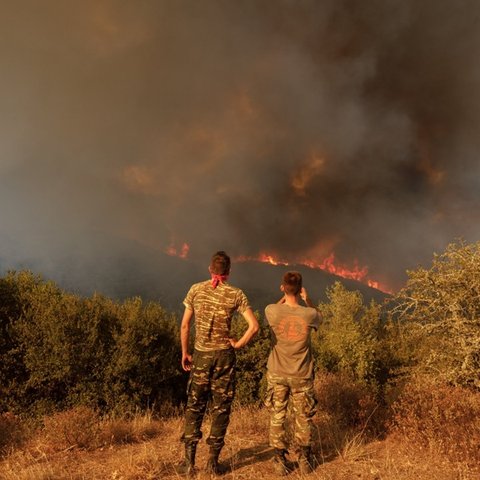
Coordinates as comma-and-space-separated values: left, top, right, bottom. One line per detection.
105, 298, 183, 413
0, 412, 26, 454
42, 406, 100, 451
0, 273, 31, 413
230, 312, 270, 405
313, 282, 393, 391
315, 372, 384, 434
0, 271, 184, 416
392, 240, 480, 388
391, 378, 480, 464
3, 272, 121, 413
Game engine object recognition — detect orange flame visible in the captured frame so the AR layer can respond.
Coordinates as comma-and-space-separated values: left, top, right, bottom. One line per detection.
164, 242, 391, 293
235, 251, 391, 294
165, 241, 190, 259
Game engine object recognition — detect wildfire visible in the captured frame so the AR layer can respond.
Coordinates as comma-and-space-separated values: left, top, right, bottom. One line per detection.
235, 251, 391, 294
164, 241, 391, 293
165, 241, 189, 259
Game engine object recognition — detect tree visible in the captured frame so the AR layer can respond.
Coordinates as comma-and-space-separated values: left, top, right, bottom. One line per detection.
313, 282, 389, 390
0, 272, 29, 412
0, 270, 184, 416
392, 240, 480, 388
11, 273, 119, 413
106, 297, 183, 413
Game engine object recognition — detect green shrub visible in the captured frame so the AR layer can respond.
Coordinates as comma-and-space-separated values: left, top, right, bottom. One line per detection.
0, 271, 184, 416
392, 240, 480, 388
0, 272, 32, 412
12, 276, 119, 413
229, 312, 270, 405
313, 282, 393, 391
106, 298, 183, 413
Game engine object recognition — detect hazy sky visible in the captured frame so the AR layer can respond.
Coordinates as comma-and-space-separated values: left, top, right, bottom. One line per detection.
1, 0, 480, 292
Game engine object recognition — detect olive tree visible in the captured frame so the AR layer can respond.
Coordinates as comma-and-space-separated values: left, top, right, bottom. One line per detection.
313, 282, 389, 389
392, 241, 480, 388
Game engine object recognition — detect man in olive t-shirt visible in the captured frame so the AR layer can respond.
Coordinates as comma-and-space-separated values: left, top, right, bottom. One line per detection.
178, 251, 259, 477
264, 271, 320, 475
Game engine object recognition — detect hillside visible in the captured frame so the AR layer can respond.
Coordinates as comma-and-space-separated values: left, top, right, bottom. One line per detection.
0, 234, 387, 312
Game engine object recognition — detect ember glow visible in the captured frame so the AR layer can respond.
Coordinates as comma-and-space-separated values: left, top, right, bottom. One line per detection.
291, 153, 325, 197
165, 241, 190, 259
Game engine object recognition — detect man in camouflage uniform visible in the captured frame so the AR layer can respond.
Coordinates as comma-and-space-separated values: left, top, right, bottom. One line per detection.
178, 251, 259, 476
264, 271, 320, 475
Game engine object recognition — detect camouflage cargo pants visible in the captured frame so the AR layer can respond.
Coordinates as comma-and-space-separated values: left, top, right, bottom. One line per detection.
264, 371, 317, 450
182, 348, 235, 449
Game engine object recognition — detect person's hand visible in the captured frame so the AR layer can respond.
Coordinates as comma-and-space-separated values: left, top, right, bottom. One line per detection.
182, 353, 193, 371
300, 287, 308, 302
229, 338, 239, 349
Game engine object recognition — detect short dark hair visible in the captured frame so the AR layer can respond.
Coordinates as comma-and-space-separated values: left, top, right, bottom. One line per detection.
282, 271, 302, 295
210, 251, 231, 275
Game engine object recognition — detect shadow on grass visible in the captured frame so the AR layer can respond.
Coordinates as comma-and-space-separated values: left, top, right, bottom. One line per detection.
221, 442, 273, 472
221, 438, 338, 475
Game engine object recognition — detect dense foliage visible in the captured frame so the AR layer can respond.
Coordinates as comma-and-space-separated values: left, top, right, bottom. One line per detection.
0, 271, 183, 416
230, 313, 270, 405
313, 282, 393, 390
1, 240, 479, 417
391, 240, 480, 388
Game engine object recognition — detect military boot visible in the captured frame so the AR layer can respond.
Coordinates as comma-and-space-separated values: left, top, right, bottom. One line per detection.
298, 446, 316, 474
205, 446, 226, 476
176, 443, 197, 477
272, 448, 293, 476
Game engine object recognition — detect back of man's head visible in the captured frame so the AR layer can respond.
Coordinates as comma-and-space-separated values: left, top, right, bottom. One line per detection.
210, 251, 231, 275
282, 271, 302, 296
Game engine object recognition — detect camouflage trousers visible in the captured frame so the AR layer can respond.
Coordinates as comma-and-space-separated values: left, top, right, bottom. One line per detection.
182, 348, 236, 449
264, 371, 317, 450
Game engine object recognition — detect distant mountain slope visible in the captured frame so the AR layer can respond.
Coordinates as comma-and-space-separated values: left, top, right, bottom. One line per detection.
232, 260, 388, 312
0, 235, 388, 312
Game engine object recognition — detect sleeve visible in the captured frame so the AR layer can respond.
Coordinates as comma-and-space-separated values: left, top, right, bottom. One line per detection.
183, 285, 195, 311
264, 304, 275, 326
265, 305, 272, 325
235, 289, 251, 314
311, 309, 320, 331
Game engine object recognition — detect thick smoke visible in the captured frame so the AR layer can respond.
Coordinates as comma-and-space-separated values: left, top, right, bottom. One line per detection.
1, 0, 480, 292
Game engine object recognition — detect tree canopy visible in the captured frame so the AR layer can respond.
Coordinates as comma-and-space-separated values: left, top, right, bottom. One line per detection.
392, 240, 480, 388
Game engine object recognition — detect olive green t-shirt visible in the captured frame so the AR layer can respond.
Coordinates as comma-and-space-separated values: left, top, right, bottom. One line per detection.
183, 280, 251, 352
265, 303, 319, 378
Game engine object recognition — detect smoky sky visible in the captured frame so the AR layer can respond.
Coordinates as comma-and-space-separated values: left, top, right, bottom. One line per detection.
1, 0, 480, 292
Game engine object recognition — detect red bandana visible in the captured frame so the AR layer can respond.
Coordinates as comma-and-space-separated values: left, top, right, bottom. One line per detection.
211, 273, 228, 288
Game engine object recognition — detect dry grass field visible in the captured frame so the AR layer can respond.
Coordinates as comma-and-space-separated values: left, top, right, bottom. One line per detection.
1, 375, 479, 480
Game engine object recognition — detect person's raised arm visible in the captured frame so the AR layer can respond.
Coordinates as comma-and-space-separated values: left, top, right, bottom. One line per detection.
300, 287, 322, 330
180, 307, 194, 371
229, 308, 259, 350
300, 287, 316, 308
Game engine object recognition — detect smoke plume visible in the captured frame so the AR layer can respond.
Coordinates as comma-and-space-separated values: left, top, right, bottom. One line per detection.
1, 0, 480, 292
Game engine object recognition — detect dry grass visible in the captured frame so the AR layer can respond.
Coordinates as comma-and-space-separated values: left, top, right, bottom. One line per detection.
0, 412, 28, 454
391, 378, 480, 465
1, 376, 479, 480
